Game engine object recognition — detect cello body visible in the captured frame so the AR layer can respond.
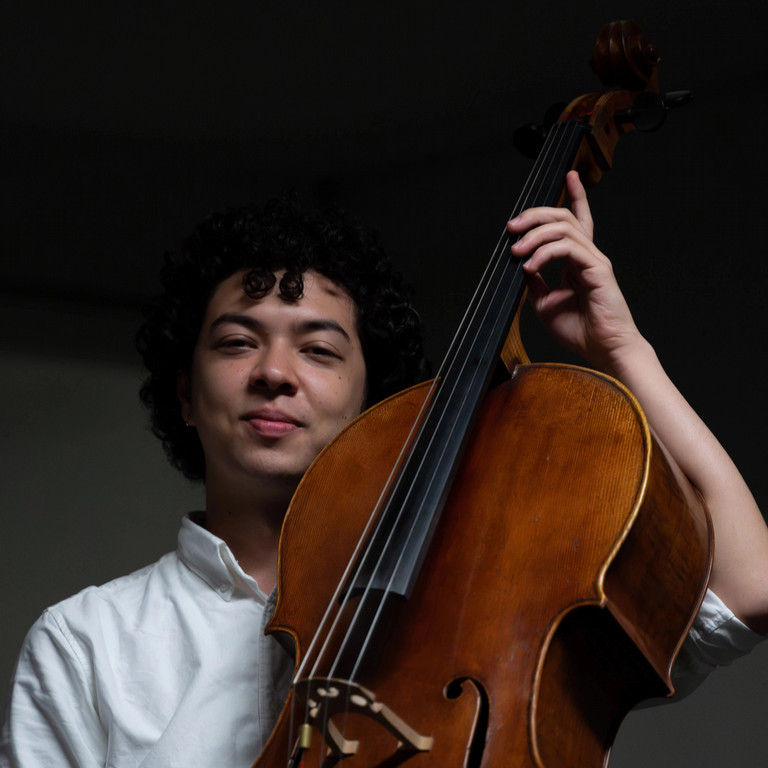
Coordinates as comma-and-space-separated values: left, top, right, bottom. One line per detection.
257, 362, 711, 768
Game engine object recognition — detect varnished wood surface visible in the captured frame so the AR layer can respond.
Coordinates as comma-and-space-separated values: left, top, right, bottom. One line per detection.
257, 365, 711, 768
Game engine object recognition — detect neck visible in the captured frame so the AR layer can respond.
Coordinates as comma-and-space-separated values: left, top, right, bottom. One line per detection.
203, 474, 296, 594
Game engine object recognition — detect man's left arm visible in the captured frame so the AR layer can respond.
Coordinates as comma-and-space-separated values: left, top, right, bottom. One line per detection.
508, 170, 768, 636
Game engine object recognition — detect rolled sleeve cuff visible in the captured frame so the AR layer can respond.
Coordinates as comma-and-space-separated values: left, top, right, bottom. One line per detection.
670, 589, 765, 698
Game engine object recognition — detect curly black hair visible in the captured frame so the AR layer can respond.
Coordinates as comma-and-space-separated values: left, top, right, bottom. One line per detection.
137, 197, 430, 481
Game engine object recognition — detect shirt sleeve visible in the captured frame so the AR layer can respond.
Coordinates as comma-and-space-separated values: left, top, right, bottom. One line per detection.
0, 610, 106, 768
670, 588, 765, 699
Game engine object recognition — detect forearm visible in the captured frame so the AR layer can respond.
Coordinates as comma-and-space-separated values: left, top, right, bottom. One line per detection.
605, 336, 768, 634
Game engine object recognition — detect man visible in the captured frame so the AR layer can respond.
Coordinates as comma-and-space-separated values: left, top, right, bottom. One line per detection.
2, 173, 766, 766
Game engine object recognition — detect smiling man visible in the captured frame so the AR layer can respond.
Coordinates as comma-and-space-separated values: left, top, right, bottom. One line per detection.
180, 268, 369, 593
1, 181, 766, 767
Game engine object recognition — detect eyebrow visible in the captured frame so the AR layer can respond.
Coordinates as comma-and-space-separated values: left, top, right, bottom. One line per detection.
209, 313, 352, 343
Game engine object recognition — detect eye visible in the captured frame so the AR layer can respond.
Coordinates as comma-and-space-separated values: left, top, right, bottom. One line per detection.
303, 344, 341, 361
216, 336, 256, 353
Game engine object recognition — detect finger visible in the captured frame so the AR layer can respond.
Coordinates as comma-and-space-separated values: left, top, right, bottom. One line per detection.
519, 237, 609, 285
507, 205, 578, 236
509, 220, 594, 261
524, 271, 550, 309
565, 171, 594, 239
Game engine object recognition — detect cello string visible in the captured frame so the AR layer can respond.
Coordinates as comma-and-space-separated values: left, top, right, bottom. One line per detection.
312, 121, 575, 745
334, 121, 578, 685
315, 119, 573, 692
313, 121, 577, 762
288, 357, 450, 756
290, 119, 579, 758
287, 120, 562, 687
336, 126, 578, 713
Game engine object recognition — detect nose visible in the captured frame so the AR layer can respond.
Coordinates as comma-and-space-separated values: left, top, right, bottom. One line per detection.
248, 342, 299, 394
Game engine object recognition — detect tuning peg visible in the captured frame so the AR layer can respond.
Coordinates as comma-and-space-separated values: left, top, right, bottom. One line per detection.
614, 89, 693, 132
513, 102, 568, 158
662, 90, 694, 111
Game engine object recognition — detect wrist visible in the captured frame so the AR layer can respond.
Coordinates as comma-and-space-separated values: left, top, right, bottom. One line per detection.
598, 335, 659, 387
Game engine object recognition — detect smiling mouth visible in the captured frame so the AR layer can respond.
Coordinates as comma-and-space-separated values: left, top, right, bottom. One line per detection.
243, 412, 302, 438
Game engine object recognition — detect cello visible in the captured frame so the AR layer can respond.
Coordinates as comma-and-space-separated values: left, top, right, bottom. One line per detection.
254, 20, 712, 768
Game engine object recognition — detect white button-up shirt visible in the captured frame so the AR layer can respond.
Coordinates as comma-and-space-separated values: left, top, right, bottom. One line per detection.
1, 515, 293, 768
0, 515, 763, 767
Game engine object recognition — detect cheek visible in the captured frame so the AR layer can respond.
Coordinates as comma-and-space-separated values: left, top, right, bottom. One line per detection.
340, 373, 367, 420
191, 360, 248, 412
312, 375, 364, 423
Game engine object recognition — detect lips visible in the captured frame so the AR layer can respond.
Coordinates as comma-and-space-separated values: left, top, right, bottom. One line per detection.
242, 409, 302, 438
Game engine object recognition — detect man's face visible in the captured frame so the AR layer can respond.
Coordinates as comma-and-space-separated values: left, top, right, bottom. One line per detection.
181, 269, 367, 497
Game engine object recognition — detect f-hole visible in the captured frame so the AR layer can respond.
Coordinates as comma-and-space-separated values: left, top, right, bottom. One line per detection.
445, 677, 489, 768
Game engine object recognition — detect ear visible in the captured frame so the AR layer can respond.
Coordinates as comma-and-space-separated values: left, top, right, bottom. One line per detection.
177, 371, 195, 427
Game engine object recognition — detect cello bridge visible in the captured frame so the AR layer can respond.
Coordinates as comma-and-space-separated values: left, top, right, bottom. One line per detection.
293, 676, 434, 759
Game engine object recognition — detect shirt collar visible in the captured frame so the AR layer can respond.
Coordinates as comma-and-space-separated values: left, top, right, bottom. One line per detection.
177, 512, 270, 604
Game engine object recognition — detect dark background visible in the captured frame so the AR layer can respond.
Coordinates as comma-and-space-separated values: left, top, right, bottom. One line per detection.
1, 1, 766, 765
